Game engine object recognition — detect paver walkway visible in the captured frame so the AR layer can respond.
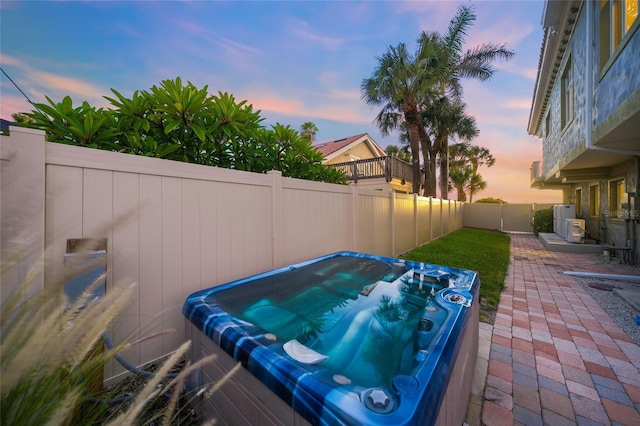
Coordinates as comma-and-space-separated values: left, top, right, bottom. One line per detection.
481, 234, 640, 426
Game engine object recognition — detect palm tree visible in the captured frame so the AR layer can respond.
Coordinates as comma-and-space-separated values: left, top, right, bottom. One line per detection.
419, 5, 514, 198
420, 97, 478, 197
468, 173, 487, 202
361, 43, 440, 194
299, 121, 318, 143
448, 164, 472, 201
448, 143, 495, 201
385, 144, 411, 163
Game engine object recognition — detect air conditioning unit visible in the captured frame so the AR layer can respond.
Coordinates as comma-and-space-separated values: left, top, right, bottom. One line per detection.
554, 204, 575, 239
565, 218, 585, 243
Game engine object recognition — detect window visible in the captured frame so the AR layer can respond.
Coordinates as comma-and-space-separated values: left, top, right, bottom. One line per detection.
609, 179, 626, 218
575, 188, 582, 216
561, 56, 574, 129
600, 0, 639, 69
589, 184, 601, 216
545, 111, 551, 137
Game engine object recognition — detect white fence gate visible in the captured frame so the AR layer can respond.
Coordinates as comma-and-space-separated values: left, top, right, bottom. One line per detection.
464, 202, 553, 233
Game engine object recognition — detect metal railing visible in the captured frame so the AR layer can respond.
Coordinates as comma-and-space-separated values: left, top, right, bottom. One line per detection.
330, 156, 414, 184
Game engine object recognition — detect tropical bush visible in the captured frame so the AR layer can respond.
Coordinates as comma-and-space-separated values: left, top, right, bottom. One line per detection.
532, 207, 553, 235
16, 77, 346, 184
475, 197, 507, 204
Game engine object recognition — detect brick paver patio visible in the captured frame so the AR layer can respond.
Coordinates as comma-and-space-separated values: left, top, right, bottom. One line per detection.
482, 234, 640, 426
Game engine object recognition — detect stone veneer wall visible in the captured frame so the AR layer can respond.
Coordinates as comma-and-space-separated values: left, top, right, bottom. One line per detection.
542, 5, 588, 177
594, 20, 640, 127
572, 158, 638, 248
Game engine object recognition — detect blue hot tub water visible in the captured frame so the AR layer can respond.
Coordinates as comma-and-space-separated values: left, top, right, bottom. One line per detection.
183, 251, 479, 425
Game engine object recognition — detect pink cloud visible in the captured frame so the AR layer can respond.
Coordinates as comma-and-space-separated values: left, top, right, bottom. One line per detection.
289, 19, 344, 51
29, 71, 105, 100
1, 53, 108, 112
398, 1, 462, 34
249, 93, 365, 124
1, 93, 33, 117
463, 82, 533, 127
468, 15, 535, 51
179, 21, 263, 56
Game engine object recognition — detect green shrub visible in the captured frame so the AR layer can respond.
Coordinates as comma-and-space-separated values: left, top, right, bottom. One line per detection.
16, 78, 347, 185
533, 207, 553, 236
475, 197, 507, 204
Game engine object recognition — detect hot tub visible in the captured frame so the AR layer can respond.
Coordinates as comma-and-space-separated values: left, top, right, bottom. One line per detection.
183, 251, 479, 425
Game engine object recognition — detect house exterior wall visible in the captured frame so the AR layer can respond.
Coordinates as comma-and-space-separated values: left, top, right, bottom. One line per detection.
324, 141, 378, 165
572, 158, 639, 246
594, 20, 640, 129
533, 1, 639, 264
542, 7, 588, 177
351, 176, 413, 194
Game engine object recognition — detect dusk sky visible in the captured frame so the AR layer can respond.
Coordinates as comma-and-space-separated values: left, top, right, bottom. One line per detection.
0, 0, 561, 203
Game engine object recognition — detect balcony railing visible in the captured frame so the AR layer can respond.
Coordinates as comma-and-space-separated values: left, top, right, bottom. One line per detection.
330, 156, 414, 184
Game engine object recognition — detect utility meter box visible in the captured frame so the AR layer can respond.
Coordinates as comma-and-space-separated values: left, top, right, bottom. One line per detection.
63, 238, 107, 307
63, 250, 106, 306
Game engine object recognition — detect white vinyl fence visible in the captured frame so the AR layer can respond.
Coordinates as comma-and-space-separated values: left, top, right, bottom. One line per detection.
463, 202, 553, 233
1, 127, 465, 382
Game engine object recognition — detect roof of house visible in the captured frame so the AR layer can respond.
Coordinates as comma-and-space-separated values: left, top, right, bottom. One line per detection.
313, 133, 386, 162
314, 133, 368, 157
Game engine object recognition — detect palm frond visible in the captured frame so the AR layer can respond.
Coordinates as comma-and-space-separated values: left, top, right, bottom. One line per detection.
457, 43, 515, 81
443, 5, 476, 55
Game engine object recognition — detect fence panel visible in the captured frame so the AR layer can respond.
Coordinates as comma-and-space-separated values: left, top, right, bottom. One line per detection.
356, 189, 393, 257
502, 204, 534, 232
137, 174, 164, 371
431, 199, 443, 239
463, 203, 502, 230
281, 179, 353, 265
394, 193, 416, 255
416, 197, 432, 245
111, 171, 141, 377
442, 200, 452, 236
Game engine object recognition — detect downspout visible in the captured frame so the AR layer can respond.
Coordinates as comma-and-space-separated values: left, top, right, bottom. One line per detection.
632, 156, 640, 264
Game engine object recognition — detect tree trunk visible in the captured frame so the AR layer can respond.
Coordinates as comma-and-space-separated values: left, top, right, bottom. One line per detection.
456, 184, 467, 202
428, 148, 437, 196
408, 128, 421, 194
418, 125, 432, 197
439, 134, 449, 200
404, 104, 422, 194
430, 134, 442, 198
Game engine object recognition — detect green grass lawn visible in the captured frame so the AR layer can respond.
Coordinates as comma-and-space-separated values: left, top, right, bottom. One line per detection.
401, 228, 511, 316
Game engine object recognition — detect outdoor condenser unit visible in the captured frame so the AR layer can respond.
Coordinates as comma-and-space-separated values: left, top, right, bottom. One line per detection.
565, 219, 585, 244
554, 204, 576, 239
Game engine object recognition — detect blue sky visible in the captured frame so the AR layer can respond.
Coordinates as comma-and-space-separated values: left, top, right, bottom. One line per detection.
0, 0, 561, 203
